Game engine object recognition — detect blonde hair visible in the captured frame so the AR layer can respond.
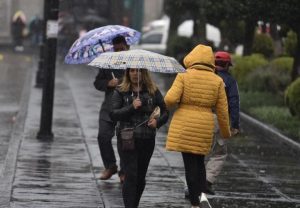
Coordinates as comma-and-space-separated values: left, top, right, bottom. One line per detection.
119, 69, 157, 95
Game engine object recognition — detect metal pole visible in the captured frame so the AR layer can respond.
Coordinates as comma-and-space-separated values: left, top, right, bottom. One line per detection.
37, 0, 59, 140
35, 0, 48, 88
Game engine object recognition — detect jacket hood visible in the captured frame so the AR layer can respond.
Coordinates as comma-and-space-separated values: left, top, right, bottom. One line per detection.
183, 44, 215, 72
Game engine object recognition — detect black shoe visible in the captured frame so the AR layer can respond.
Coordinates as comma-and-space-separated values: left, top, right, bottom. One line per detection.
184, 186, 189, 199
205, 181, 215, 195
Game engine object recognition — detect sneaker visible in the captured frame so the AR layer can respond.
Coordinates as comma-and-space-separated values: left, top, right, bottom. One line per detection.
99, 165, 118, 180
205, 181, 215, 195
200, 193, 212, 208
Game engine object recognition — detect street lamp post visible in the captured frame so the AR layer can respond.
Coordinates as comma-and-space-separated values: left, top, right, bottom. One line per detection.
35, 0, 48, 88
37, 0, 59, 140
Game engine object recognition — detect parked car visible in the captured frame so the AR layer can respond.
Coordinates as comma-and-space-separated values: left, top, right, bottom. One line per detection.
132, 16, 221, 54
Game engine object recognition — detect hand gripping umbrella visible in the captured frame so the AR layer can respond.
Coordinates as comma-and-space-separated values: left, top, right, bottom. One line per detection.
64, 25, 141, 64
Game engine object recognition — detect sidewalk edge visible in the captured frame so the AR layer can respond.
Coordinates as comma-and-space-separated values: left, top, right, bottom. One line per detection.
240, 112, 300, 151
0, 56, 34, 207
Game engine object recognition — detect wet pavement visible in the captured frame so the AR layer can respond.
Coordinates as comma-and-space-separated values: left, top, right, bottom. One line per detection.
0, 50, 299, 208
0, 50, 32, 174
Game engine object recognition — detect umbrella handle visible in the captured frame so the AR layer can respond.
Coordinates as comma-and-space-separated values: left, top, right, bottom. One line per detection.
99, 40, 105, 52
111, 72, 116, 79
137, 68, 140, 98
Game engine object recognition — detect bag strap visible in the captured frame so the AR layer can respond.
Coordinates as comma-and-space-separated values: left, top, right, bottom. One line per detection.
135, 119, 149, 128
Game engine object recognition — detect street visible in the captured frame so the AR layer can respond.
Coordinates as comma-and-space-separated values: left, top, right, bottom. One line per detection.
0, 50, 299, 207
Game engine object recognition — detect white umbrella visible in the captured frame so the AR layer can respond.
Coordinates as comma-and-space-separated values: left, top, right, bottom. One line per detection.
88, 49, 185, 73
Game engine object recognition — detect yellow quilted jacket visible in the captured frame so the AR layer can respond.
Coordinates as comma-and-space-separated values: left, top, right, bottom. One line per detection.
164, 44, 231, 155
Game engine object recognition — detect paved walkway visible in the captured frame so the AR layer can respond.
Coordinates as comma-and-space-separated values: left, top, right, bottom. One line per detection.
0, 57, 299, 208
8, 65, 102, 208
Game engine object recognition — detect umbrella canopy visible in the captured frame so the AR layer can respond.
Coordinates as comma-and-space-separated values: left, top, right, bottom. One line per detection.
64, 25, 141, 64
88, 49, 185, 73
13, 10, 26, 23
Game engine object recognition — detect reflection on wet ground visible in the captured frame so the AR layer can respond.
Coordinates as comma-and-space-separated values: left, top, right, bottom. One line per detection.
65, 66, 300, 207
10, 68, 103, 208
4, 62, 300, 208
0, 52, 30, 175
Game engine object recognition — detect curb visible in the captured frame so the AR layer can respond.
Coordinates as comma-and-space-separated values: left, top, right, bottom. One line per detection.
0, 55, 34, 206
240, 112, 300, 152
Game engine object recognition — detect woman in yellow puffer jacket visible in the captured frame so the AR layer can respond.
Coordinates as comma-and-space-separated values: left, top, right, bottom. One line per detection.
164, 44, 231, 208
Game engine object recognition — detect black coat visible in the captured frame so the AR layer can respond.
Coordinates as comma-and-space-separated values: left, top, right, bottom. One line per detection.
94, 69, 124, 122
110, 87, 169, 140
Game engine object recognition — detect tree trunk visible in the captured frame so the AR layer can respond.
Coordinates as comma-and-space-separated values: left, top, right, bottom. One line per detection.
270, 23, 283, 56
291, 29, 300, 81
243, 20, 256, 56
109, 0, 124, 24
166, 14, 180, 56
193, 0, 206, 44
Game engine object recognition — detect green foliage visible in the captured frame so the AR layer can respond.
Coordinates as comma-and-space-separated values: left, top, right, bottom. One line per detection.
219, 20, 245, 51
242, 57, 293, 93
285, 78, 300, 118
284, 30, 298, 56
243, 66, 291, 93
270, 0, 300, 30
240, 91, 300, 140
252, 33, 274, 58
240, 91, 284, 111
270, 56, 293, 74
249, 106, 300, 140
231, 54, 268, 88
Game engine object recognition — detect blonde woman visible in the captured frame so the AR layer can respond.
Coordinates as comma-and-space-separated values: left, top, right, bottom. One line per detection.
110, 68, 169, 208
164, 44, 231, 208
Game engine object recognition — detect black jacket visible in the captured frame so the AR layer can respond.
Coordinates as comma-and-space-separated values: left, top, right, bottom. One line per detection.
94, 69, 124, 122
110, 87, 169, 140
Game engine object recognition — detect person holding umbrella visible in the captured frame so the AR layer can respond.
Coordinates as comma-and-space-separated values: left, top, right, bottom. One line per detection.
64, 25, 142, 182
110, 68, 169, 208
164, 44, 231, 208
94, 35, 129, 181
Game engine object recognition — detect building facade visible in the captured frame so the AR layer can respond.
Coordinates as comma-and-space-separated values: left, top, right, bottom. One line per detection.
0, 0, 43, 44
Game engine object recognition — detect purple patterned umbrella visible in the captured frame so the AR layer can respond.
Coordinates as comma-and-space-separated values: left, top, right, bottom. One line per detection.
64, 25, 141, 64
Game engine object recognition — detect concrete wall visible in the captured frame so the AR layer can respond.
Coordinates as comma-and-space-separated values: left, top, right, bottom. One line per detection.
0, 0, 43, 43
0, 0, 12, 43
12, 0, 43, 21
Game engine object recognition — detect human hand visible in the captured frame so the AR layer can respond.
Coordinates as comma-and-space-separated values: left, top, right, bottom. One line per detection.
148, 118, 157, 128
132, 98, 142, 109
108, 78, 118, 87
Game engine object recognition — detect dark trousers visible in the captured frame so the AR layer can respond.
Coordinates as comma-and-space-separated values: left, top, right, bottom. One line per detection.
98, 119, 124, 171
122, 138, 155, 208
182, 152, 206, 206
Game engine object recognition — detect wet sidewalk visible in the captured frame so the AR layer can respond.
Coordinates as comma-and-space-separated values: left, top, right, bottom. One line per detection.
7, 67, 103, 208
1, 60, 299, 208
